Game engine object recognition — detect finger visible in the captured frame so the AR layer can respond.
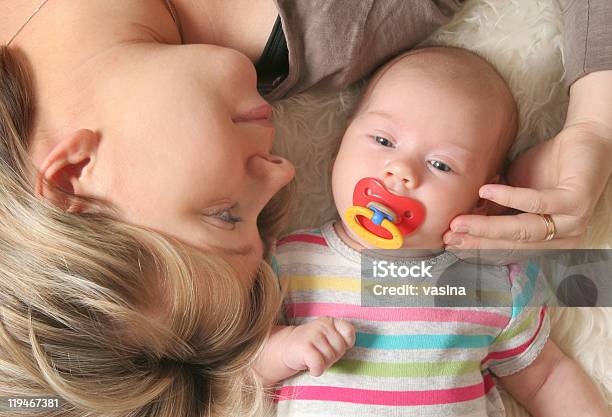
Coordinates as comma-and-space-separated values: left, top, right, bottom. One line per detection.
445, 233, 584, 252
321, 324, 351, 358
311, 334, 338, 364
447, 213, 584, 242
303, 348, 327, 377
479, 185, 576, 215
332, 319, 356, 348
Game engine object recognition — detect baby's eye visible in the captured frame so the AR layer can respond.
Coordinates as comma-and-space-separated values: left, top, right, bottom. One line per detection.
374, 136, 394, 148
212, 208, 242, 224
428, 160, 452, 172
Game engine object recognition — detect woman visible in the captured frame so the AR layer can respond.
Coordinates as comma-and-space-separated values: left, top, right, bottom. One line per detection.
0, 1, 610, 416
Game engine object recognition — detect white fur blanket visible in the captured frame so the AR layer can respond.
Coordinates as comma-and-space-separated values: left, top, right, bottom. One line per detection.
271, 0, 612, 414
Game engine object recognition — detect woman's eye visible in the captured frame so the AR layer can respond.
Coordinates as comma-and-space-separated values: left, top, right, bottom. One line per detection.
213, 208, 242, 224
374, 136, 394, 148
428, 160, 452, 172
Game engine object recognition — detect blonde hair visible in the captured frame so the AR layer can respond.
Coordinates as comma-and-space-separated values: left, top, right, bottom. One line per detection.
0, 45, 282, 417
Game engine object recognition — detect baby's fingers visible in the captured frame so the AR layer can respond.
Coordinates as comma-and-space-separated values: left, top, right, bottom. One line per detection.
332, 318, 356, 349
307, 318, 355, 377
313, 332, 339, 362
304, 347, 328, 377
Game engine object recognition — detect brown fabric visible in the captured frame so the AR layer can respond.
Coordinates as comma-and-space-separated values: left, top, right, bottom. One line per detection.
268, 0, 463, 100
267, 0, 612, 100
561, 0, 612, 91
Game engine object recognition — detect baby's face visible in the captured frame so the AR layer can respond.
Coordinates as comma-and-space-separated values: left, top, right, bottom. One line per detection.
332, 61, 511, 250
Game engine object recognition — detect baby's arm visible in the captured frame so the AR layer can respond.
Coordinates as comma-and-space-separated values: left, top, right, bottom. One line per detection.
254, 317, 356, 386
500, 340, 609, 417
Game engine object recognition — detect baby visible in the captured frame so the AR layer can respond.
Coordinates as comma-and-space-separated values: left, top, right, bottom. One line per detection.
255, 47, 609, 416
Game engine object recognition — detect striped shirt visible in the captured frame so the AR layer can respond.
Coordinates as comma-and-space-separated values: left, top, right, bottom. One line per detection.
273, 221, 550, 417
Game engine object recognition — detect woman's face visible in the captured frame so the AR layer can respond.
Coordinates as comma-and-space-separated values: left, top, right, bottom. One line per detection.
82, 43, 295, 275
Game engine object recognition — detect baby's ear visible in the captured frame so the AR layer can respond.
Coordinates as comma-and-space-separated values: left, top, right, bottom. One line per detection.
472, 174, 502, 215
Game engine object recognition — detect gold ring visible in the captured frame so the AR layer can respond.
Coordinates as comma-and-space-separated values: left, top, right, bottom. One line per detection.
540, 214, 556, 241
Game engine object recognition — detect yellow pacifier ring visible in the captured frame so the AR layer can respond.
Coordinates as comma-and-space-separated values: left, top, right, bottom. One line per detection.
345, 205, 404, 249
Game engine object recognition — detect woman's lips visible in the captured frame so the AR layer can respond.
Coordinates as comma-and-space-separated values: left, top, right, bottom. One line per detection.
258, 154, 286, 164
233, 104, 273, 127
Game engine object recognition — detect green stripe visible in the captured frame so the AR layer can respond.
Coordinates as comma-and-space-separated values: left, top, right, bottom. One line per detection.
327, 359, 480, 377
495, 308, 538, 342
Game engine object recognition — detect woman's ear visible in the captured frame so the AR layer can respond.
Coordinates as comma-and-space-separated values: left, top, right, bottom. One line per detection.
36, 129, 100, 212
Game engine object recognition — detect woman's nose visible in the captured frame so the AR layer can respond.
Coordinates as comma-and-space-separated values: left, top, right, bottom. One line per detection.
248, 153, 295, 185
383, 159, 419, 194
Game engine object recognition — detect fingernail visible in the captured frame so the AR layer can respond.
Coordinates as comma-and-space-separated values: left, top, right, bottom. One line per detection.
453, 225, 469, 233
480, 189, 493, 199
445, 235, 463, 246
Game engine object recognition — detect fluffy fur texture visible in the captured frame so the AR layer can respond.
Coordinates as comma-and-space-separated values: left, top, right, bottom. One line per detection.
270, 0, 611, 415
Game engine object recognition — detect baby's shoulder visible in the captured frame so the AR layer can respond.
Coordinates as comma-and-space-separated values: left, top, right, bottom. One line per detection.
274, 227, 330, 265
273, 225, 355, 276
276, 227, 327, 249
506, 261, 550, 307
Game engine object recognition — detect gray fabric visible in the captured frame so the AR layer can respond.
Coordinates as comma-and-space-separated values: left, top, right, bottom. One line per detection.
268, 0, 462, 100
561, 0, 612, 90
267, 0, 612, 100
274, 222, 551, 416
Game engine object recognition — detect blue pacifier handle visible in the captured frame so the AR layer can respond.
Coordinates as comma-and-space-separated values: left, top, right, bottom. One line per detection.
370, 206, 393, 225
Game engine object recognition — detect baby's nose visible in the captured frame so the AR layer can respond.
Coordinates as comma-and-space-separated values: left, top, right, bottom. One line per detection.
383, 160, 419, 195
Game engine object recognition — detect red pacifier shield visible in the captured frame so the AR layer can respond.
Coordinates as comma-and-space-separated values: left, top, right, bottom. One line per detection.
352, 178, 425, 240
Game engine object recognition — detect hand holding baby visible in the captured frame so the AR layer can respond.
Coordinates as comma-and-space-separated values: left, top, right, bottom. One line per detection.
446, 122, 612, 250
446, 71, 612, 250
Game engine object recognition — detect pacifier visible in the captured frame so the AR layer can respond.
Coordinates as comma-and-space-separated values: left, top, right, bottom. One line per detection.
344, 178, 425, 249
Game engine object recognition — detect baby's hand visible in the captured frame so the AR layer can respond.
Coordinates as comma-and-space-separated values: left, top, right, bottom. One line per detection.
282, 317, 355, 377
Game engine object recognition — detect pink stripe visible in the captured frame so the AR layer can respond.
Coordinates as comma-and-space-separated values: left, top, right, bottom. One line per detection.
275, 377, 492, 406
286, 303, 509, 328
483, 372, 496, 393
277, 234, 327, 247
482, 306, 547, 363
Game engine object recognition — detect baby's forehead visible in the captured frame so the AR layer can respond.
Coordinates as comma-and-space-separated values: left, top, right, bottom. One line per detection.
356, 47, 516, 134
367, 49, 495, 102
361, 63, 490, 129
352, 48, 517, 161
